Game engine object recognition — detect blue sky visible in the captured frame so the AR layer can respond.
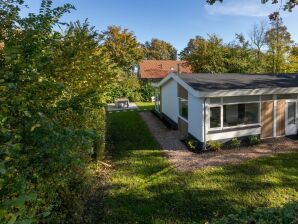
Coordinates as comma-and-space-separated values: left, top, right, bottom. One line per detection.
21, 0, 298, 52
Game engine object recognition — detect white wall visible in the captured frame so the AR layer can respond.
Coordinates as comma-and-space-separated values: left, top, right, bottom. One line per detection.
207, 127, 261, 141
188, 94, 204, 141
161, 80, 178, 123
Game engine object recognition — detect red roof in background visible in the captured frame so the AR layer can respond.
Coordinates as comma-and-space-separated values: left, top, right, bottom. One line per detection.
138, 60, 192, 79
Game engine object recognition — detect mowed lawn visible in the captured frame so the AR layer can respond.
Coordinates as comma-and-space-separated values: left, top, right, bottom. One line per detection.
104, 111, 298, 223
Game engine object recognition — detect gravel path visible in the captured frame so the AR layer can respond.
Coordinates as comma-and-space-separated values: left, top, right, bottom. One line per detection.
140, 111, 298, 171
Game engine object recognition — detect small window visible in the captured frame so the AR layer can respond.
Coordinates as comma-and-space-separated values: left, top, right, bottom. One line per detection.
179, 98, 188, 119
210, 107, 221, 128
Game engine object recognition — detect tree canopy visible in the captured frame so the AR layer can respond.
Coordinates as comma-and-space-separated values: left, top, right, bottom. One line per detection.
143, 38, 177, 60
99, 26, 144, 73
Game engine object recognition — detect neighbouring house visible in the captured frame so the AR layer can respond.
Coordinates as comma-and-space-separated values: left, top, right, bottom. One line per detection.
154, 73, 298, 150
137, 60, 192, 82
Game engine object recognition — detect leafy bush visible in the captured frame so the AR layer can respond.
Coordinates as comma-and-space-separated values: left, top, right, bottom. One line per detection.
185, 139, 198, 151
105, 77, 155, 103
140, 80, 155, 102
230, 137, 241, 149
208, 140, 222, 151
0, 1, 115, 223
211, 201, 298, 224
249, 135, 261, 145
105, 74, 142, 102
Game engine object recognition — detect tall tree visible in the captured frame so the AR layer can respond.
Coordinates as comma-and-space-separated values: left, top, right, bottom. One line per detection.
225, 34, 254, 73
249, 21, 267, 61
180, 34, 227, 73
287, 45, 298, 72
265, 17, 292, 73
99, 26, 144, 73
143, 38, 177, 60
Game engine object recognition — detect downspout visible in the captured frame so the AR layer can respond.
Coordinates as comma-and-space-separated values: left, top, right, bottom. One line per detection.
203, 97, 207, 150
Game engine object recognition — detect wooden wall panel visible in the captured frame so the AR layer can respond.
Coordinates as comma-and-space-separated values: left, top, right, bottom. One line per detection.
276, 100, 285, 136
261, 101, 274, 138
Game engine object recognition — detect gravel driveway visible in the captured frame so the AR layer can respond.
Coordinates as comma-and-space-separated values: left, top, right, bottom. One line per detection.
140, 111, 298, 171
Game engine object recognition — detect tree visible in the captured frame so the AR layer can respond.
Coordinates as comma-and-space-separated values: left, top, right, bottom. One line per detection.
265, 17, 292, 73
180, 34, 227, 73
225, 34, 254, 73
143, 38, 177, 60
99, 26, 144, 73
287, 45, 298, 72
0, 0, 117, 222
206, 0, 297, 11
249, 21, 268, 61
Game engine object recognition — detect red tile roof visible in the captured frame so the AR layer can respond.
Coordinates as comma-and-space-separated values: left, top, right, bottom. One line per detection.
138, 60, 192, 79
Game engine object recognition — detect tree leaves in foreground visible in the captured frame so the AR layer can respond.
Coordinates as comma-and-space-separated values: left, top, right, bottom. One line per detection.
0, 0, 117, 223
206, 0, 297, 12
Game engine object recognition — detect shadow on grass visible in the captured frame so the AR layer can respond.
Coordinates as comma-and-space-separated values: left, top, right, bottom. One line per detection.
103, 111, 298, 223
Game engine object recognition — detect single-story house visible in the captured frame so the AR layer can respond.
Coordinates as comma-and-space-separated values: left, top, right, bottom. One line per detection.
154, 73, 298, 149
137, 60, 192, 82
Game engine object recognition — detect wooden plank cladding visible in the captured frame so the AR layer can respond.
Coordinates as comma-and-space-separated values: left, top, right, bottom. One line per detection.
276, 100, 285, 136
261, 101, 274, 138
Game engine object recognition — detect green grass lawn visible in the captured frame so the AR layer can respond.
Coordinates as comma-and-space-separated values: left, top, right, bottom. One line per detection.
104, 111, 298, 223
135, 101, 155, 110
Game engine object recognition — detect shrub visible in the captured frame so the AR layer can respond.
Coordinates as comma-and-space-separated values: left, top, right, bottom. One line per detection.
230, 137, 241, 149
185, 139, 198, 151
208, 140, 222, 151
140, 81, 155, 102
249, 135, 261, 145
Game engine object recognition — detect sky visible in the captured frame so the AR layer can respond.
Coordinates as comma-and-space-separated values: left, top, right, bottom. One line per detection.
20, 0, 298, 52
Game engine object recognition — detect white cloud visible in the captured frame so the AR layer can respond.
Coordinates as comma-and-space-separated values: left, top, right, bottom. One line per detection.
205, 0, 277, 17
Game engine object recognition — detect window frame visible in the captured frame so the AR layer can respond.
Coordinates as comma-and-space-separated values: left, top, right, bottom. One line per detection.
178, 97, 189, 122
208, 97, 261, 131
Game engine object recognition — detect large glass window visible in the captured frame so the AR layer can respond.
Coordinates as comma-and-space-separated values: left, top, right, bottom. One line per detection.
287, 102, 296, 125
179, 98, 188, 119
210, 107, 221, 128
223, 103, 259, 127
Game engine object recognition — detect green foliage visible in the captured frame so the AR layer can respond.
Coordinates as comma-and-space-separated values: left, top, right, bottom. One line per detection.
105, 74, 142, 102
99, 25, 144, 73
206, 0, 297, 12
249, 135, 261, 145
185, 139, 198, 151
139, 80, 155, 102
230, 137, 241, 149
0, 1, 116, 222
265, 18, 293, 74
208, 140, 222, 151
211, 202, 298, 224
180, 35, 227, 73
105, 77, 154, 103
143, 38, 177, 60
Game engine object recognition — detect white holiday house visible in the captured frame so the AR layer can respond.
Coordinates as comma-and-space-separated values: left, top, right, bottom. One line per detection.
154, 73, 298, 149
